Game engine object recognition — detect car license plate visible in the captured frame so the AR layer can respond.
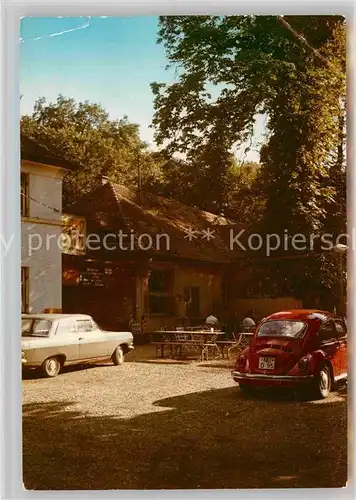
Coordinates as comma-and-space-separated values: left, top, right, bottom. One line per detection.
259, 357, 275, 370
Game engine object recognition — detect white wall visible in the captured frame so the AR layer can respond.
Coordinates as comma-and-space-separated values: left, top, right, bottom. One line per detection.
29, 174, 62, 221
21, 223, 62, 312
22, 160, 63, 221
21, 161, 64, 312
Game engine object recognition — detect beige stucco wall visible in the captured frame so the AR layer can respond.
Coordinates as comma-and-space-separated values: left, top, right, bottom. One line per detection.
143, 263, 223, 333
21, 160, 65, 312
175, 265, 222, 317
230, 297, 302, 321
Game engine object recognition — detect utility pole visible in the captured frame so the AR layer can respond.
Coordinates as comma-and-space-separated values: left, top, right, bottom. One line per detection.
137, 150, 142, 204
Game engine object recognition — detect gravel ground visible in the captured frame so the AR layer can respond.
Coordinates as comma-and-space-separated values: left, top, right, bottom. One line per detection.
22, 345, 348, 490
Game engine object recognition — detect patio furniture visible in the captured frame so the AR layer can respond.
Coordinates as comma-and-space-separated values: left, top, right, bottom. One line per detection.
174, 331, 192, 356
233, 331, 254, 349
189, 330, 223, 360
151, 329, 225, 361
213, 332, 255, 360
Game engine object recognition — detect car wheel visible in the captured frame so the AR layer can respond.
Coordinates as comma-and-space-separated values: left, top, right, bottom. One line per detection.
112, 346, 124, 366
239, 383, 256, 397
314, 365, 332, 399
42, 356, 61, 377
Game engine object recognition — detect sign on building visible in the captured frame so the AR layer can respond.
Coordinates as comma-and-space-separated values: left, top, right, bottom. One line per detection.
79, 267, 105, 287
61, 214, 86, 255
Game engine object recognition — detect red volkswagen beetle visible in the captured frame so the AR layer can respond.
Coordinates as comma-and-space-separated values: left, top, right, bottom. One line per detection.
232, 310, 347, 399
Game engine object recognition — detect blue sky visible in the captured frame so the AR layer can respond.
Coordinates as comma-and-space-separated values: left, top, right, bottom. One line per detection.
20, 16, 262, 161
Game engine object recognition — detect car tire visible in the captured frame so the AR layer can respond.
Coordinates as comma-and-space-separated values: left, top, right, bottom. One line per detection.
314, 365, 332, 399
112, 346, 124, 366
42, 356, 61, 378
239, 383, 256, 397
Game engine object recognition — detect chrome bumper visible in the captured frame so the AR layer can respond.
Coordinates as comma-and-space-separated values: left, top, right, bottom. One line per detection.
128, 344, 135, 350
231, 370, 313, 383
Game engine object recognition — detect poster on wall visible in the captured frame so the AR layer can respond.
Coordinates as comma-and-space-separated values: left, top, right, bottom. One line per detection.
62, 268, 80, 286
61, 214, 86, 255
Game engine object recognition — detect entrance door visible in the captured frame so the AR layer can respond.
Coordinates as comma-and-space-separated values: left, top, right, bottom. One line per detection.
184, 287, 200, 318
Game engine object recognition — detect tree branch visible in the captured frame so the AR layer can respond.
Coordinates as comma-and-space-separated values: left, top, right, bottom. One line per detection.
277, 16, 341, 76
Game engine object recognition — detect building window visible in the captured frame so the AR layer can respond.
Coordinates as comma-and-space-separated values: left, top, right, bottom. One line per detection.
21, 267, 29, 313
21, 172, 29, 217
149, 295, 174, 315
183, 286, 200, 317
148, 269, 174, 314
149, 270, 172, 293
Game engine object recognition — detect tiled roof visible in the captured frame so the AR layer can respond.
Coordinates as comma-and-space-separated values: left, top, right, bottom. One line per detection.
66, 182, 245, 263
21, 134, 78, 171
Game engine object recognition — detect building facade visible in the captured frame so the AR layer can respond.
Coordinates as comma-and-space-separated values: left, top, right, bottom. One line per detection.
62, 182, 234, 334
21, 135, 76, 313
61, 182, 321, 335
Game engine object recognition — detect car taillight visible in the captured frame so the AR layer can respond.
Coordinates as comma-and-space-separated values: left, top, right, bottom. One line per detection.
236, 355, 246, 368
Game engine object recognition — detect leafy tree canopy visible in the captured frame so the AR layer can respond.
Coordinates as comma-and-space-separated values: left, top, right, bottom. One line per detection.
151, 15, 346, 231
21, 95, 160, 205
151, 15, 346, 304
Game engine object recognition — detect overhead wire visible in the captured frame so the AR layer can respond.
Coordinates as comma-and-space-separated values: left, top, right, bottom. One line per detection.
21, 189, 61, 214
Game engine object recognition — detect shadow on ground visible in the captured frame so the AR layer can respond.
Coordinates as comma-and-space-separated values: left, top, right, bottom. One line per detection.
22, 362, 111, 379
128, 343, 235, 368
23, 384, 347, 490
22, 343, 234, 380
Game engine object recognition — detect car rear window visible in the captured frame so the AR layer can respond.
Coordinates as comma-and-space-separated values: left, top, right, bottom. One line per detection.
257, 320, 307, 339
22, 319, 52, 337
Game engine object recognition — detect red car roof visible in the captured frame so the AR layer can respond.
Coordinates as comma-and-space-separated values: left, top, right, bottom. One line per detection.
264, 309, 332, 323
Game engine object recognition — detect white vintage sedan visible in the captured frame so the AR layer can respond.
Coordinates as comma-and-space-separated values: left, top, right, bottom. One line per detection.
22, 314, 134, 377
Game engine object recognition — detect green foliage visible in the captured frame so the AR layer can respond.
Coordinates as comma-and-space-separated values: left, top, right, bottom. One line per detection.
21, 96, 158, 205
147, 152, 263, 217
152, 15, 346, 302
21, 95, 261, 219
225, 161, 265, 223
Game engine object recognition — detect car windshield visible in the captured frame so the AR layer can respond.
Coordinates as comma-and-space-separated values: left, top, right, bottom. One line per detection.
22, 318, 52, 337
257, 320, 307, 339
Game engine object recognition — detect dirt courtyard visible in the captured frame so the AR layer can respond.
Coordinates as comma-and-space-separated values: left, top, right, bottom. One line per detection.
22, 345, 347, 490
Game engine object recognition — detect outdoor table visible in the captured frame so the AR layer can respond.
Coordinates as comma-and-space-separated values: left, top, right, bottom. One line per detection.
213, 332, 255, 360
155, 329, 224, 339
152, 330, 226, 360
